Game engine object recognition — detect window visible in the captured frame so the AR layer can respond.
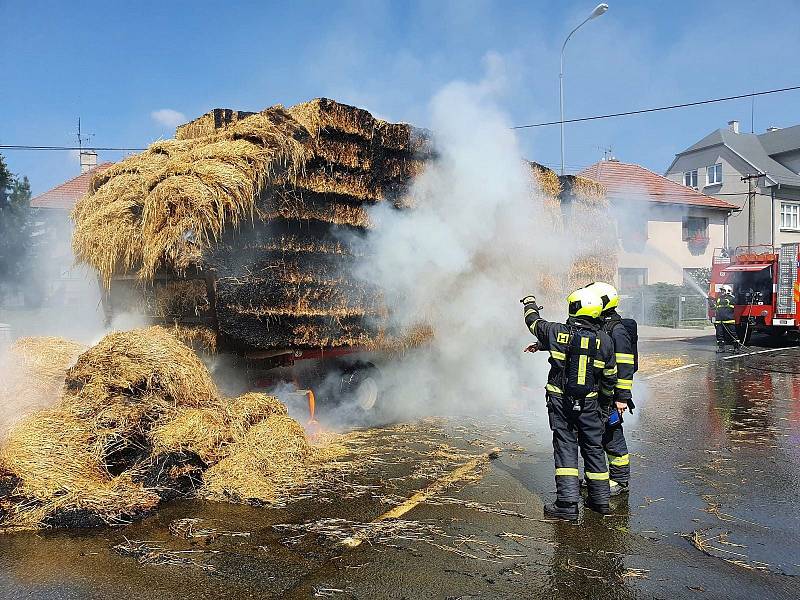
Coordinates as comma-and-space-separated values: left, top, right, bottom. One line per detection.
781, 202, 800, 230
619, 268, 647, 292
683, 170, 698, 188
706, 163, 723, 186
682, 216, 709, 241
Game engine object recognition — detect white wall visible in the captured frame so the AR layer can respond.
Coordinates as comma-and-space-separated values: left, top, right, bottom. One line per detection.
615, 204, 726, 285
666, 145, 771, 248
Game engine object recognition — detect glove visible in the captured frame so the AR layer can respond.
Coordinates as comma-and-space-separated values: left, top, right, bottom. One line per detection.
520, 294, 538, 306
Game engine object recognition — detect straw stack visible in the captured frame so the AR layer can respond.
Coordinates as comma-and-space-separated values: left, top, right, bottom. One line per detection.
0, 328, 319, 532
559, 175, 618, 289
72, 98, 429, 352
0, 337, 86, 439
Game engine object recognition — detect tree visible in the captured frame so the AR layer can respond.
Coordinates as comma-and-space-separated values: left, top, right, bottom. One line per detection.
0, 154, 33, 287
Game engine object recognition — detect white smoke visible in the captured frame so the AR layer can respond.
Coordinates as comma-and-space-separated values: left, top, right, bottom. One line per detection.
354, 65, 571, 419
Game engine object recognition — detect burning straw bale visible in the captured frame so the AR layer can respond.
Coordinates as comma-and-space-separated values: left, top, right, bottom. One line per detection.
156, 324, 218, 354
201, 414, 312, 504
529, 161, 561, 199
0, 328, 331, 532
175, 108, 256, 141
0, 338, 86, 435
73, 108, 310, 285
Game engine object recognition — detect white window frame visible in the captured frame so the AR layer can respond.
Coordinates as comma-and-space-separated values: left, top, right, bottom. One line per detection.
684, 169, 698, 189
706, 163, 723, 186
780, 201, 800, 231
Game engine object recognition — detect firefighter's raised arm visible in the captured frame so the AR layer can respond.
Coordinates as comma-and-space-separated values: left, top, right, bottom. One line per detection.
521, 295, 549, 343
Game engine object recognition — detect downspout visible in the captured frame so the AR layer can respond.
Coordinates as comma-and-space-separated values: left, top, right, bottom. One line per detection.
771, 186, 776, 248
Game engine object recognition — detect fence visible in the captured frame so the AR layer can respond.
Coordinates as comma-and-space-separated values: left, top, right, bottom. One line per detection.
619, 289, 709, 328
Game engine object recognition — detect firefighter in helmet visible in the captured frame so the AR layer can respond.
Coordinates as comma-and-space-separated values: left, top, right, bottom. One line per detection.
712, 285, 739, 353
587, 281, 636, 496
522, 286, 617, 520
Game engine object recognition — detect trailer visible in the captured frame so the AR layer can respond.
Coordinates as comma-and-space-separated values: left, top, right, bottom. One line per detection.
709, 243, 800, 343
101, 269, 386, 423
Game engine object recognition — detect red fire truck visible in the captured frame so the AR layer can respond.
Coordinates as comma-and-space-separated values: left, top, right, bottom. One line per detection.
710, 243, 800, 343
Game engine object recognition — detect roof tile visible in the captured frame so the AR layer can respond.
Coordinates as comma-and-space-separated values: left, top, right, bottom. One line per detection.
30, 163, 114, 210
579, 160, 738, 210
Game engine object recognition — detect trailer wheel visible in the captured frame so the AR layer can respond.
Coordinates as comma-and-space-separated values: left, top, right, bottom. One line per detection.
341, 363, 381, 421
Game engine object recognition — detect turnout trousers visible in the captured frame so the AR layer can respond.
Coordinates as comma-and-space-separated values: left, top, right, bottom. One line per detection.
547, 393, 610, 505
715, 322, 737, 346
602, 421, 630, 484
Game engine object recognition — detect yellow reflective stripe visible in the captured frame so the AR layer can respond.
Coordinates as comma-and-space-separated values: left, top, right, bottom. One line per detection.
578, 355, 587, 385
524, 308, 537, 318
608, 454, 630, 466
603, 366, 617, 376
550, 350, 566, 360
593, 359, 606, 369
586, 391, 598, 398
546, 384, 563, 394
616, 378, 633, 390
719, 320, 735, 324
615, 353, 635, 364
585, 471, 610, 480
555, 467, 579, 477
580, 336, 589, 349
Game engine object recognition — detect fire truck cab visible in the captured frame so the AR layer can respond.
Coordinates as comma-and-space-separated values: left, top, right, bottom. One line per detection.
710, 243, 800, 343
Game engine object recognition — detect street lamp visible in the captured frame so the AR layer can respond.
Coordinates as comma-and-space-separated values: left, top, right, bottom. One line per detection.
559, 3, 609, 175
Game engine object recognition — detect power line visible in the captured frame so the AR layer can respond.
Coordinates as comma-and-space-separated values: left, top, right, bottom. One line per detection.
512, 84, 800, 129
0, 145, 146, 151
3, 83, 799, 153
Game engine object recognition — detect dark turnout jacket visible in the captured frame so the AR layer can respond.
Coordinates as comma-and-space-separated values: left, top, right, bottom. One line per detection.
524, 307, 617, 404
713, 294, 735, 323
602, 311, 635, 408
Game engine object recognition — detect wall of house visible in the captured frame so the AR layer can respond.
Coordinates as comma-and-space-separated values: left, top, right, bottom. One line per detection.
666, 145, 772, 248
774, 186, 800, 247
615, 204, 726, 286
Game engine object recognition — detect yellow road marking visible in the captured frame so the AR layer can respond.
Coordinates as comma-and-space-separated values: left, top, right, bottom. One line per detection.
341, 448, 498, 548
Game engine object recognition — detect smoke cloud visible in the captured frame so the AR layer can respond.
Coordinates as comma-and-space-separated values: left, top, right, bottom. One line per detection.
352, 65, 572, 421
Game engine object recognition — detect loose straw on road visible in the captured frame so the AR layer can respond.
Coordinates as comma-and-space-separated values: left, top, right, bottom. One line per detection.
341, 447, 500, 548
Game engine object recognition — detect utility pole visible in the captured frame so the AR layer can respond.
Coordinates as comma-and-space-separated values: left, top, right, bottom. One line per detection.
741, 173, 765, 248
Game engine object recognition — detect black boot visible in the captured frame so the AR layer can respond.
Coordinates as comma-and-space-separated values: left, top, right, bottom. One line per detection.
585, 500, 611, 515
544, 500, 579, 521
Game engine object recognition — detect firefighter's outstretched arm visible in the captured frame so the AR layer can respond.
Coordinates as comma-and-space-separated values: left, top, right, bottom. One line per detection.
521, 295, 547, 341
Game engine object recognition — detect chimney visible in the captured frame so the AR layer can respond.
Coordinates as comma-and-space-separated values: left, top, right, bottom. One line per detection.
766, 126, 781, 133
80, 150, 98, 174
728, 120, 739, 134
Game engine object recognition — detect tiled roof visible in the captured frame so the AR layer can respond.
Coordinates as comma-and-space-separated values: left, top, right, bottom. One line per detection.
579, 160, 738, 210
30, 163, 114, 210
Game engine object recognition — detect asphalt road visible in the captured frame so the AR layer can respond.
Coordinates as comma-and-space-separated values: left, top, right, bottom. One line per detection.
1, 333, 799, 599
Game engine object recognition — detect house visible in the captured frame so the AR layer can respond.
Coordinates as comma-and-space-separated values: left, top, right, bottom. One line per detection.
579, 159, 738, 291
665, 121, 800, 249
28, 155, 113, 305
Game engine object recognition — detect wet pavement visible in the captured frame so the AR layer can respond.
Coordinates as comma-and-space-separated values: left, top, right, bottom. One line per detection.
2, 333, 800, 599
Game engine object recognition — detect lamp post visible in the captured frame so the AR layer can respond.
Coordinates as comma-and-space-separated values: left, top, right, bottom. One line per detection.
560, 3, 608, 175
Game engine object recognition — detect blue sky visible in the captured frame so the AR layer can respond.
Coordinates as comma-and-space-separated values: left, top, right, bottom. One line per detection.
2, 0, 800, 195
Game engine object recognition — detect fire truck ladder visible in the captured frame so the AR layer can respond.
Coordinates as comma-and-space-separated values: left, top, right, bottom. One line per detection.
776, 243, 798, 315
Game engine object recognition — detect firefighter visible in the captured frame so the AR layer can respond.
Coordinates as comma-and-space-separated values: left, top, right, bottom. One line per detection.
587, 281, 636, 496
712, 286, 738, 353
522, 287, 617, 520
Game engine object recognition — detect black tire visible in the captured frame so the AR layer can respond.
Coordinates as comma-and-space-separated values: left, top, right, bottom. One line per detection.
769, 327, 787, 339
340, 362, 382, 422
